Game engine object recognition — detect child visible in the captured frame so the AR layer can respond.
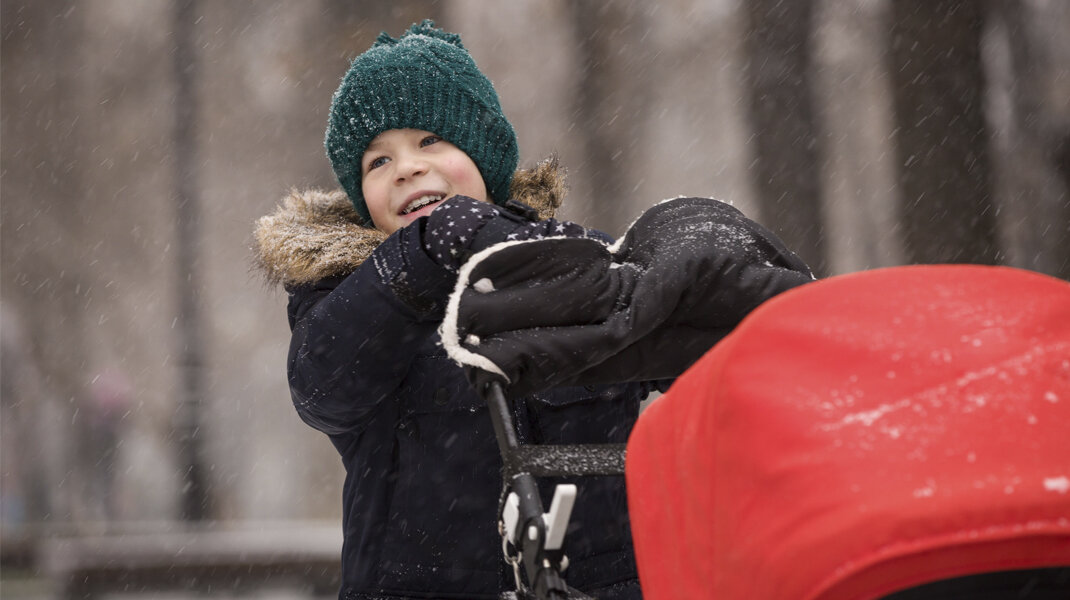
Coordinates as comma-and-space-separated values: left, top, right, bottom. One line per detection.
255, 20, 811, 600
256, 21, 654, 600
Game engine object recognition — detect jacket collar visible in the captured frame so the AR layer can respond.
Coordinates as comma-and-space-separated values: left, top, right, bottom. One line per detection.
254, 157, 567, 287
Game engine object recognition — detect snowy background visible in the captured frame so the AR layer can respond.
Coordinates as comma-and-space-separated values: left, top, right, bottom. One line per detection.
2, 0, 1068, 597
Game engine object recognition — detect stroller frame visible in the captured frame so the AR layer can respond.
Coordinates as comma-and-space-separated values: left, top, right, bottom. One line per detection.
482, 381, 627, 600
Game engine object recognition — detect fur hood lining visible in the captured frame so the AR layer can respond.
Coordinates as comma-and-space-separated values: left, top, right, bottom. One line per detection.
254, 157, 567, 287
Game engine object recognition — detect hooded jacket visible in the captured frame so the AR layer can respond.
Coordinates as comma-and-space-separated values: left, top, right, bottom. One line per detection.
255, 161, 650, 600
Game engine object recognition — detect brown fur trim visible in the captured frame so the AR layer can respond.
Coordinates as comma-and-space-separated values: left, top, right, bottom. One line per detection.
253, 188, 385, 286
253, 157, 567, 286
510, 154, 566, 221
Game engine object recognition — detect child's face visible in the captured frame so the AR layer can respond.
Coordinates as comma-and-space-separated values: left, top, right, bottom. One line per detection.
361, 128, 489, 234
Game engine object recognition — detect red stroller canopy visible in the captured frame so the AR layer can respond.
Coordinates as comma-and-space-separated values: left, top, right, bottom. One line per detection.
626, 265, 1070, 599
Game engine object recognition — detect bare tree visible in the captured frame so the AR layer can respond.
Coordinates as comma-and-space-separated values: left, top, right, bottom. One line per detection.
743, 0, 828, 275
172, 0, 211, 521
811, 0, 904, 274
988, 1, 1070, 279
888, 0, 999, 265
1, 0, 91, 525
568, 1, 656, 235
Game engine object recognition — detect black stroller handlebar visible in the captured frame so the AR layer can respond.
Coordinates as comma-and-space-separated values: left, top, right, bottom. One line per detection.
483, 381, 622, 600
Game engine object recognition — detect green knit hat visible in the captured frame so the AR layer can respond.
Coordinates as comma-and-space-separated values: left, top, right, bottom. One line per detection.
325, 20, 519, 224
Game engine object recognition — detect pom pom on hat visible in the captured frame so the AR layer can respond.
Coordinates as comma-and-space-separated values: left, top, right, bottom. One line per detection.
325, 20, 519, 225
373, 20, 464, 48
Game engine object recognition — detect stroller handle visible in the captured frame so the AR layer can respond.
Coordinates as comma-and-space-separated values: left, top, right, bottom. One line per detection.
482, 381, 606, 600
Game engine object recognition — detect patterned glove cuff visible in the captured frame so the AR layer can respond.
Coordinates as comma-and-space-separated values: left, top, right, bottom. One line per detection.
423, 196, 502, 272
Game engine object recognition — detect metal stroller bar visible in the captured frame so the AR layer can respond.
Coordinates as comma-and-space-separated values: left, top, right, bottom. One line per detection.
485, 380, 626, 478
484, 381, 624, 600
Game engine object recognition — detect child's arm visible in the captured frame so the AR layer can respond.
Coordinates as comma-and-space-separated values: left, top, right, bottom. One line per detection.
286, 196, 601, 435
286, 220, 453, 435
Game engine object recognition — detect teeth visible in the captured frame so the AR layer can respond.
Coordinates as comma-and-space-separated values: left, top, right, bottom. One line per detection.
402, 195, 443, 215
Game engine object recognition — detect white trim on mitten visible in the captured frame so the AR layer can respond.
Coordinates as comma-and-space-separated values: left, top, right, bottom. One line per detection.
440, 238, 553, 380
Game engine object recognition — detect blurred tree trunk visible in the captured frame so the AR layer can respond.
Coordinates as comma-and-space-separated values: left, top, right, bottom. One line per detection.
0, 0, 89, 525
990, 1, 1070, 279
743, 0, 827, 276
322, 0, 442, 37
172, 0, 211, 521
811, 0, 904, 274
568, 1, 654, 235
888, 0, 999, 265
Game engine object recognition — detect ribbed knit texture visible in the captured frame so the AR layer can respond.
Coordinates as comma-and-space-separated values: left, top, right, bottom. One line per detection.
325, 20, 519, 223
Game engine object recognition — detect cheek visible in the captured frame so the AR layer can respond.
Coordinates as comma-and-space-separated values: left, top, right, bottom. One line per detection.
445, 157, 488, 200
361, 179, 389, 217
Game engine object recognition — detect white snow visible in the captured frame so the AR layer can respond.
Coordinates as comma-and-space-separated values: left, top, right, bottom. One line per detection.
912, 487, 934, 498
1043, 476, 1069, 494
837, 399, 911, 427
931, 348, 953, 363
955, 365, 998, 387
912, 479, 936, 498
881, 426, 902, 439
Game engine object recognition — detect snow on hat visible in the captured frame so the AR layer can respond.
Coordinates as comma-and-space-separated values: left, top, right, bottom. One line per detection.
325, 20, 519, 224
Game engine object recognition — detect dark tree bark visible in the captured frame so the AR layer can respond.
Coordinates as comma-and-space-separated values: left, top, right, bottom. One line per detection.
992, 1, 1070, 279
172, 0, 211, 521
888, 0, 999, 265
1, 0, 89, 524
568, 1, 655, 236
743, 0, 828, 276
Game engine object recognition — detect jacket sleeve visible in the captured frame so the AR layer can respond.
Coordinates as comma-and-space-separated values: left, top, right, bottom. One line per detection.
286, 220, 455, 435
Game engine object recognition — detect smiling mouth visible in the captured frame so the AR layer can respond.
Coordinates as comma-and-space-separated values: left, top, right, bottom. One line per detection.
401, 194, 444, 215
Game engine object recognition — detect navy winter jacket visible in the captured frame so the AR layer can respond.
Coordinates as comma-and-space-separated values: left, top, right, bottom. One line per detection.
286, 213, 652, 599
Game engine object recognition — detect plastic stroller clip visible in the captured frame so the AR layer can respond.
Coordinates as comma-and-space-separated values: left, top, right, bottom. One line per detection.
544, 484, 576, 551
483, 381, 600, 600
502, 484, 575, 550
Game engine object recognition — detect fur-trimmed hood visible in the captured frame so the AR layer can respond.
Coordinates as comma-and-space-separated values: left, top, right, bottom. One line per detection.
254, 158, 567, 287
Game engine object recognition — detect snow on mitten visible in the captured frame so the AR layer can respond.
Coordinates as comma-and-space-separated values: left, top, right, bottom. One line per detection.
422, 195, 590, 272
441, 197, 814, 397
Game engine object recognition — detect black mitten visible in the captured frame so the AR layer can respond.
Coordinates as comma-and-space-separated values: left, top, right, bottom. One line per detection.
441, 197, 814, 397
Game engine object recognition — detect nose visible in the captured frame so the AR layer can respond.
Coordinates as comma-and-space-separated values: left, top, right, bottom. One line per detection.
393, 150, 428, 184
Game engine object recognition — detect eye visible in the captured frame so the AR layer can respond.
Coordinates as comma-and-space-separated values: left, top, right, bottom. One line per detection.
365, 155, 389, 172
419, 135, 442, 148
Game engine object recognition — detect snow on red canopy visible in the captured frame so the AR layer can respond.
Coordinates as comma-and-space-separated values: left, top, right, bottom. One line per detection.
626, 265, 1070, 600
